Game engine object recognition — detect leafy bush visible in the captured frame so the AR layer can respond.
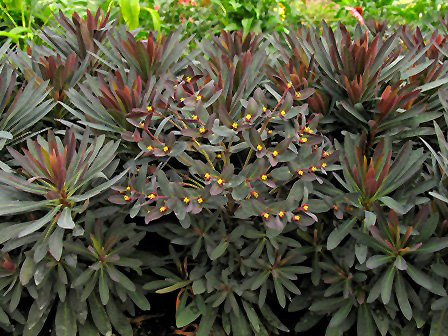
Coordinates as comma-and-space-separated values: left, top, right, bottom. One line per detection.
1, 8, 448, 336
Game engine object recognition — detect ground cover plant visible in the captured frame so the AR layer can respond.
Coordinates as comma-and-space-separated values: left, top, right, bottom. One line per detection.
1, 7, 448, 336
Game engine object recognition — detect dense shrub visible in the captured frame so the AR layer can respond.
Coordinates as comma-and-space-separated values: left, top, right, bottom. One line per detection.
1, 8, 448, 336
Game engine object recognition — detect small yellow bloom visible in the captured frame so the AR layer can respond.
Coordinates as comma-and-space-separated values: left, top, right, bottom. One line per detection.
295, 92, 301, 98
304, 127, 314, 134
311, 166, 317, 172
196, 95, 202, 101
293, 215, 301, 221
297, 170, 304, 175
192, 114, 199, 120
256, 144, 263, 151
217, 154, 222, 159
199, 127, 206, 134
252, 191, 259, 198
197, 197, 204, 204
147, 193, 156, 200
300, 137, 308, 143
268, 129, 273, 134
262, 212, 270, 219
323, 151, 330, 157
147, 145, 154, 151
159, 206, 167, 213
272, 150, 279, 157
204, 173, 211, 180
278, 211, 285, 218
303, 205, 309, 211
217, 178, 224, 186
180, 98, 185, 102
232, 122, 238, 130
261, 174, 268, 181
139, 121, 145, 128
245, 114, 252, 121
147, 106, 153, 112
287, 82, 292, 88
262, 106, 267, 112
322, 163, 327, 168
123, 195, 131, 201
280, 110, 286, 116
163, 146, 169, 153
183, 197, 190, 204
126, 186, 131, 191
186, 76, 191, 82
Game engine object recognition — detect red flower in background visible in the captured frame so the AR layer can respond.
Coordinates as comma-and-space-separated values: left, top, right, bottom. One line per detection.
345, 6, 365, 25
154, 5, 160, 11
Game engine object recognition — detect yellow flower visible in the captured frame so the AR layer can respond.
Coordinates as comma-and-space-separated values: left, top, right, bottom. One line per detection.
252, 191, 259, 198
272, 150, 279, 157
180, 98, 185, 102
311, 166, 317, 172
123, 195, 131, 201
268, 129, 273, 135
261, 174, 268, 181
295, 92, 301, 98
300, 137, 308, 143
297, 170, 304, 176
217, 178, 224, 186
204, 173, 211, 180
197, 197, 204, 204
245, 114, 252, 121
322, 163, 327, 168
323, 151, 330, 157
232, 122, 238, 130
147, 193, 156, 200
303, 205, 309, 211
293, 215, 301, 221
287, 82, 292, 88
186, 76, 191, 82
139, 121, 145, 128
183, 197, 190, 204
280, 110, 286, 116
147, 145, 154, 151
262, 106, 267, 112
256, 144, 263, 151
126, 186, 131, 191
196, 95, 202, 101
147, 106, 153, 112
163, 146, 169, 152
199, 127, 206, 134
159, 206, 167, 213
192, 114, 199, 120
217, 154, 222, 159
304, 127, 314, 134
278, 211, 285, 218
262, 212, 270, 219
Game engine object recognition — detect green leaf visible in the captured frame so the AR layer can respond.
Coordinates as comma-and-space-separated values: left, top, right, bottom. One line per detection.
156, 280, 192, 294
106, 299, 133, 336
49, 227, 65, 261
143, 8, 161, 32
328, 299, 353, 327
381, 266, 395, 304
88, 294, 112, 335
210, 240, 229, 260
242, 301, 260, 332
357, 304, 375, 336
119, 0, 140, 30
176, 302, 201, 328
57, 207, 75, 229
128, 289, 151, 311
55, 300, 77, 336
327, 218, 356, 250
20, 256, 35, 285
19, 207, 61, 237
395, 273, 412, 320
406, 264, 447, 296
99, 268, 109, 305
